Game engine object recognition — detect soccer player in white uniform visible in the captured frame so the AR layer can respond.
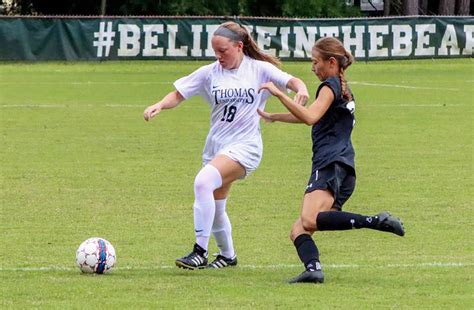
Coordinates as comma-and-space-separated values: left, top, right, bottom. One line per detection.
144, 21, 309, 269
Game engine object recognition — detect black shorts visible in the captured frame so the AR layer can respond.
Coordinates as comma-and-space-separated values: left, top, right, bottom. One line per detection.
305, 162, 356, 210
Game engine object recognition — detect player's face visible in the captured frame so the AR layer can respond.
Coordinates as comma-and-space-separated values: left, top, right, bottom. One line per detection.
212, 35, 243, 69
311, 50, 338, 81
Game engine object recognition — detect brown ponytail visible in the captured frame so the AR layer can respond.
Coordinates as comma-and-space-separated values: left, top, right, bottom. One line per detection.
217, 21, 281, 67
313, 37, 354, 101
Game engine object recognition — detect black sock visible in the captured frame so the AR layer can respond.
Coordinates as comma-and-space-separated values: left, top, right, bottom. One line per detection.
293, 234, 321, 271
316, 211, 378, 231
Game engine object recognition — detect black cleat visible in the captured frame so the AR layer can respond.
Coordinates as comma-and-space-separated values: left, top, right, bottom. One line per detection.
207, 254, 238, 269
375, 212, 405, 236
175, 244, 208, 270
288, 270, 325, 284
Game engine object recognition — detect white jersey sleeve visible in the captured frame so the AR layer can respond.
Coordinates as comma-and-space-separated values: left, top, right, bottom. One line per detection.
258, 61, 293, 90
173, 64, 213, 100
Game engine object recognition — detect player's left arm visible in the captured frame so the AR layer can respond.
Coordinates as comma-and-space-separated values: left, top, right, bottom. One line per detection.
286, 77, 309, 106
259, 83, 333, 126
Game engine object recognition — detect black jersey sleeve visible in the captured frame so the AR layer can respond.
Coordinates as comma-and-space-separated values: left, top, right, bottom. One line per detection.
315, 76, 342, 101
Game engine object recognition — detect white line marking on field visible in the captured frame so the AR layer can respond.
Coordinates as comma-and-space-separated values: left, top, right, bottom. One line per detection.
0, 81, 173, 85
1, 103, 461, 109
0, 104, 142, 108
105, 104, 142, 108
0, 104, 67, 108
369, 103, 457, 107
350, 81, 460, 91
0, 262, 472, 272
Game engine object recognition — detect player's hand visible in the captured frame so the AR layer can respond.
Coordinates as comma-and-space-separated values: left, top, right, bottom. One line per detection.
258, 82, 281, 96
257, 109, 274, 123
294, 89, 309, 106
143, 103, 162, 121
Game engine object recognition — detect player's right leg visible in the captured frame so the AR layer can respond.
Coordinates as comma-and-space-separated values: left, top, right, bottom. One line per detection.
176, 164, 223, 269
176, 155, 245, 270
315, 169, 405, 236
207, 155, 245, 268
175, 243, 208, 270
206, 141, 260, 268
373, 211, 405, 236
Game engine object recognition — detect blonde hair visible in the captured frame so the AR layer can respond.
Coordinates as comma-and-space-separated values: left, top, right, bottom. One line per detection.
216, 21, 280, 67
313, 37, 354, 101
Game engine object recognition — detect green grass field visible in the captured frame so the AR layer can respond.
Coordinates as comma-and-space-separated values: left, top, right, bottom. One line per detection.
1, 59, 473, 308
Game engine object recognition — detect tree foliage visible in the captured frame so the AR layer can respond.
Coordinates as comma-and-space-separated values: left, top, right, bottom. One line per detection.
241, 0, 360, 17
2, 0, 361, 17
0, 0, 471, 16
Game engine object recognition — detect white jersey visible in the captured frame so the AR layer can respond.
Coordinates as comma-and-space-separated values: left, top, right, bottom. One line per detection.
174, 56, 293, 172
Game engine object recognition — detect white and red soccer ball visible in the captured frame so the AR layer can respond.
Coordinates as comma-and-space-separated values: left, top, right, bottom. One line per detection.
76, 237, 116, 274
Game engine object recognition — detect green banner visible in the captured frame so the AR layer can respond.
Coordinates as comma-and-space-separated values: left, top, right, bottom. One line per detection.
0, 16, 473, 61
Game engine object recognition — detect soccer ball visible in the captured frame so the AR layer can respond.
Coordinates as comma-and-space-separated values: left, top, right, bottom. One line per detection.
75, 237, 116, 274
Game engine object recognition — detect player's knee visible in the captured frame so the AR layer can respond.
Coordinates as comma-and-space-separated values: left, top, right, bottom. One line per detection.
289, 228, 301, 242
300, 215, 316, 232
289, 226, 295, 241
194, 165, 222, 196
290, 219, 306, 241
194, 176, 212, 196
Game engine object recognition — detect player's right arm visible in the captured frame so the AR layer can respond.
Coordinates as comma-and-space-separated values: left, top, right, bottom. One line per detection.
143, 90, 185, 121
144, 63, 211, 122
257, 109, 302, 123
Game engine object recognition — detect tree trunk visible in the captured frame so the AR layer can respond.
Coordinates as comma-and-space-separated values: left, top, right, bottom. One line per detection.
404, 0, 419, 15
439, 0, 455, 14
455, 0, 470, 15
384, 0, 391, 15
100, 0, 107, 15
419, 0, 429, 14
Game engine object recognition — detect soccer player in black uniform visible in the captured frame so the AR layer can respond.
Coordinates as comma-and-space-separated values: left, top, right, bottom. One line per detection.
258, 37, 405, 283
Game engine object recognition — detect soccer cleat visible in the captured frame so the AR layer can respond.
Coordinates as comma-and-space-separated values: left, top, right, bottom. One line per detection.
288, 270, 325, 284
175, 244, 208, 270
375, 212, 405, 236
207, 254, 238, 269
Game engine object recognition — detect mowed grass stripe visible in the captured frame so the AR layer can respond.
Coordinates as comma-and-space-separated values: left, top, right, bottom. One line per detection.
1, 59, 472, 308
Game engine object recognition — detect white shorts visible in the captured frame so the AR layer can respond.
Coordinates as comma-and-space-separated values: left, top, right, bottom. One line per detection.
202, 135, 263, 177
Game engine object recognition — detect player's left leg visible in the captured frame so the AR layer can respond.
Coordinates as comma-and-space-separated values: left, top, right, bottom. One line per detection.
208, 184, 238, 269
289, 189, 334, 284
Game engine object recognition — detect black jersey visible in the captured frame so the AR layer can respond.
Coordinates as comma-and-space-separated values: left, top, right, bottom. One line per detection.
311, 76, 355, 174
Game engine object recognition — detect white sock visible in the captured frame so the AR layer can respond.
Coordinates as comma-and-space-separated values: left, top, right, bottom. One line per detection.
212, 199, 235, 258
193, 164, 222, 252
